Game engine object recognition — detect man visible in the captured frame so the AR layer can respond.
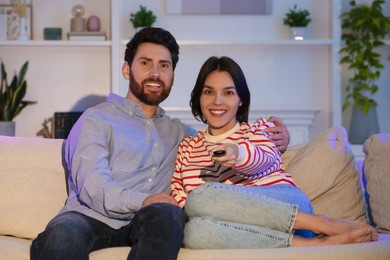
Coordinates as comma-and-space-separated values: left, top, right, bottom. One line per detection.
30, 27, 289, 260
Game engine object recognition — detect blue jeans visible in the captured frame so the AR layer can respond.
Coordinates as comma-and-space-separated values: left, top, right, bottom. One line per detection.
184, 183, 314, 249
30, 203, 185, 260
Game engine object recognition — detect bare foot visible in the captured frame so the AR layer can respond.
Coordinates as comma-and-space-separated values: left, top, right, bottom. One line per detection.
292, 213, 378, 246
320, 216, 370, 236
292, 227, 372, 246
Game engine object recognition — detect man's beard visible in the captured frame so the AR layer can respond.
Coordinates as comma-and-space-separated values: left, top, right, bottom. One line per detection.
129, 71, 173, 106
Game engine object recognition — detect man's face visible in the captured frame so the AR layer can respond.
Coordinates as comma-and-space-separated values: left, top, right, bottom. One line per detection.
125, 42, 174, 106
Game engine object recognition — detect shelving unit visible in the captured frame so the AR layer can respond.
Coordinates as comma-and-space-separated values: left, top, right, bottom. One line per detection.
113, 1, 341, 142
0, 0, 345, 142
0, 40, 111, 47
119, 39, 335, 46
0, 1, 112, 137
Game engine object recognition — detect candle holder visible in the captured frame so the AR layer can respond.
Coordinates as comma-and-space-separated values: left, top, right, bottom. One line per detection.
70, 4, 86, 32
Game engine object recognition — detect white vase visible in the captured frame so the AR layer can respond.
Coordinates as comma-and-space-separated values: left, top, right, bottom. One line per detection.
17, 16, 29, 41
0, 121, 16, 136
290, 27, 307, 40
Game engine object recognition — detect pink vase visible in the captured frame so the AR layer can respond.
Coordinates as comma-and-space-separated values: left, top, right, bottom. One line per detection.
87, 15, 100, 32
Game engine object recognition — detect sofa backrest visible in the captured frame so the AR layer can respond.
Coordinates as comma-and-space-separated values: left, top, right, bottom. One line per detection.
0, 127, 370, 240
0, 136, 68, 239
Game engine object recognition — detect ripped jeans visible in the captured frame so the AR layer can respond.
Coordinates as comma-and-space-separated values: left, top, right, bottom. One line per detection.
184, 183, 314, 249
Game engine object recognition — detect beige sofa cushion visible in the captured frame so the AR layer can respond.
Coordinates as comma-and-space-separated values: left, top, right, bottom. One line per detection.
282, 127, 368, 223
364, 133, 390, 233
0, 136, 67, 239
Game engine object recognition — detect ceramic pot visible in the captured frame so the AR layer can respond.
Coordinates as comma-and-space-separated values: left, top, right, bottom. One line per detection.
290, 27, 307, 40
87, 15, 100, 31
349, 106, 380, 144
0, 121, 16, 136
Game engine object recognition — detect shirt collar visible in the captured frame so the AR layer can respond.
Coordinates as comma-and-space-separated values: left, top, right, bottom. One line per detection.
205, 122, 241, 142
106, 93, 165, 119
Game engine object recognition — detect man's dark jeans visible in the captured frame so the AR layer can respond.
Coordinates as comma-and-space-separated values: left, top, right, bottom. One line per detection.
30, 203, 186, 260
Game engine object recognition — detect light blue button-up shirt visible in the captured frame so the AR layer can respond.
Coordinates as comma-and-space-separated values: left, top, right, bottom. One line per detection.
60, 93, 195, 229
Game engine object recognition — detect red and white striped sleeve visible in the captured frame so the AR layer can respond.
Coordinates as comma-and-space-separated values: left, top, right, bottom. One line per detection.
233, 118, 281, 179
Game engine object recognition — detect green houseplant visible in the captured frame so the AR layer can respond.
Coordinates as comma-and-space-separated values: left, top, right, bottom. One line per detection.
340, 0, 390, 143
130, 5, 156, 29
0, 60, 36, 135
283, 5, 312, 40
283, 4, 312, 27
340, 0, 390, 114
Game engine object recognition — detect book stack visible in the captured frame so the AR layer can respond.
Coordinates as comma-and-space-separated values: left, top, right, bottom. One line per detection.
67, 31, 107, 41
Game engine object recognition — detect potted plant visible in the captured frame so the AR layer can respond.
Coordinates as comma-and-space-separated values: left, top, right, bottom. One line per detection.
130, 5, 156, 31
340, 0, 390, 143
0, 60, 37, 136
283, 4, 312, 40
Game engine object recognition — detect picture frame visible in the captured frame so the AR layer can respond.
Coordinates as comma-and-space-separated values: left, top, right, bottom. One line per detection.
0, 4, 32, 40
166, 0, 272, 15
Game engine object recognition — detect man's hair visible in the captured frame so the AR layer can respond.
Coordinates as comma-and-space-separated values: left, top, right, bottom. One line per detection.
190, 56, 250, 124
124, 27, 180, 70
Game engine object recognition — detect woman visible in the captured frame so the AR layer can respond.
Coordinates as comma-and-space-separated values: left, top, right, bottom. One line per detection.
170, 56, 377, 249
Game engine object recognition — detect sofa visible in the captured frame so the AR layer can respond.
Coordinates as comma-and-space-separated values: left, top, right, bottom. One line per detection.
1, 126, 389, 260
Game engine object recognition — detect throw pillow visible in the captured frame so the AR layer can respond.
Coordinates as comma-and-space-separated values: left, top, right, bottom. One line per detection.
283, 126, 368, 223
363, 133, 390, 233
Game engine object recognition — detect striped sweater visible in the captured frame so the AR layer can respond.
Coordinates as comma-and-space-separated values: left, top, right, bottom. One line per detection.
170, 117, 297, 208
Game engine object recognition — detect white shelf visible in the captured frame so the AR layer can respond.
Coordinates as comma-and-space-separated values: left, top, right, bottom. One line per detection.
120, 39, 334, 47
178, 39, 334, 46
0, 40, 111, 47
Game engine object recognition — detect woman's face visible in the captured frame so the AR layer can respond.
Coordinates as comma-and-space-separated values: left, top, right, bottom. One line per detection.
200, 70, 242, 136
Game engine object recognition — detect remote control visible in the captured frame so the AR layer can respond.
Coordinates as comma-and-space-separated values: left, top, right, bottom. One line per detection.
213, 150, 226, 157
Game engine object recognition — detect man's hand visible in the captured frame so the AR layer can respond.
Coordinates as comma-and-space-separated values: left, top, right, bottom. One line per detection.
265, 116, 290, 154
142, 193, 178, 208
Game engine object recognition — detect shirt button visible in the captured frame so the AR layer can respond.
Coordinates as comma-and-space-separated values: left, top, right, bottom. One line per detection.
148, 178, 153, 183
152, 167, 157, 172
154, 143, 158, 148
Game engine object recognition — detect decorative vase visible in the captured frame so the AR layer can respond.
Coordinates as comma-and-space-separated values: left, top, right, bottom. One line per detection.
87, 15, 100, 31
349, 106, 380, 144
290, 27, 307, 40
0, 121, 16, 136
17, 16, 29, 40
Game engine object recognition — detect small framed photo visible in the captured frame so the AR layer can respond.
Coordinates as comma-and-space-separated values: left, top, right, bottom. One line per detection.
0, 4, 32, 40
